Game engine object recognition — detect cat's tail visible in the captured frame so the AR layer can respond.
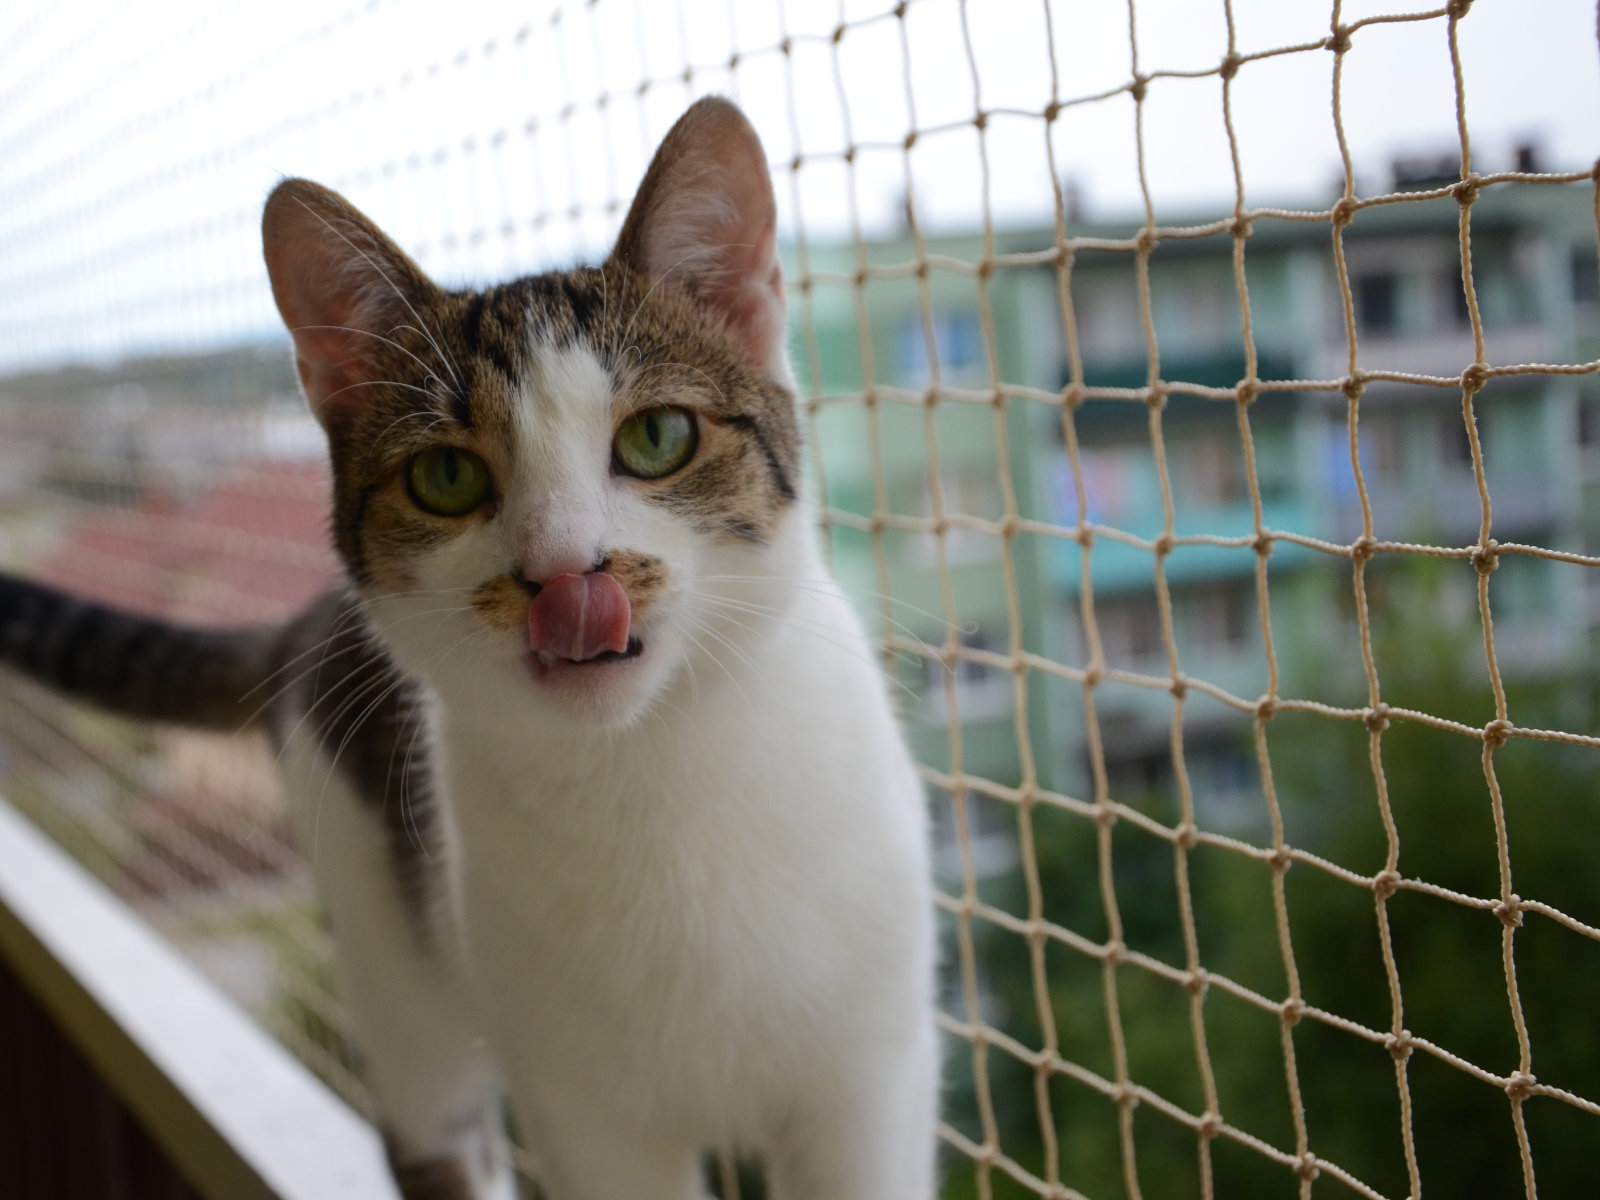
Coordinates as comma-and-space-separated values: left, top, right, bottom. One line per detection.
0, 570, 284, 733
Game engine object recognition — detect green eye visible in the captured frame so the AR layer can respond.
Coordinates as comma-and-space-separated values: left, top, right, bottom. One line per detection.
613, 407, 697, 479
408, 446, 492, 516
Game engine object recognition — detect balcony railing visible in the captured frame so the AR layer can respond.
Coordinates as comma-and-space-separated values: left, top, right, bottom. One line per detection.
0, 797, 398, 1200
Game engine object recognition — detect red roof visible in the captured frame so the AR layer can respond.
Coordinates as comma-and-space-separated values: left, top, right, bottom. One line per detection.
36, 461, 341, 627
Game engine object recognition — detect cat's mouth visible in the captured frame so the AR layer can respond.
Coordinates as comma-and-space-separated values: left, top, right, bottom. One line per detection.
527, 635, 645, 679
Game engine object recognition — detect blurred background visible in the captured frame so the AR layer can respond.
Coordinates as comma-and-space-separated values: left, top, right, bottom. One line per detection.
0, 1, 1598, 1197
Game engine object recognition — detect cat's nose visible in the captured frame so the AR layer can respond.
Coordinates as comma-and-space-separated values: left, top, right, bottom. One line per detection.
513, 550, 609, 594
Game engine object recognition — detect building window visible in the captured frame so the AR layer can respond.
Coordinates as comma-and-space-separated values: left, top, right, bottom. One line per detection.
1181, 433, 1244, 508
897, 310, 985, 387
1441, 414, 1474, 467
1365, 410, 1406, 480
1355, 272, 1398, 335
1096, 591, 1164, 665
1574, 249, 1600, 306
1441, 269, 1472, 328
922, 628, 1013, 722
1181, 582, 1255, 653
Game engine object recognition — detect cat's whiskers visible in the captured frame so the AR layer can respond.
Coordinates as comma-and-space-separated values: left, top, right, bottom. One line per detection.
695, 596, 923, 704
680, 611, 766, 689
273, 601, 475, 785
246, 600, 472, 729
368, 407, 462, 451
241, 586, 476, 705
294, 323, 461, 404
312, 617, 487, 821
699, 572, 970, 643
617, 243, 727, 366
293, 198, 465, 393
678, 625, 757, 713
320, 377, 454, 409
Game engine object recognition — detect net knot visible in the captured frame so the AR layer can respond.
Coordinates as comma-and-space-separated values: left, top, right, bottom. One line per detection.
1326, 26, 1352, 55
972, 110, 989, 133
1295, 1153, 1321, 1182
1175, 823, 1200, 852
1384, 1029, 1415, 1061
1044, 100, 1063, 123
1372, 869, 1402, 900
1129, 74, 1148, 103
831, 22, 846, 43
1351, 536, 1378, 564
1483, 718, 1514, 749
1236, 378, 1260, 405
1170, 676, 1188, 700
922, 386, 940, 408
893, 1, 909, 17
1363, 703, 1391, 733
1269, 847, 1292, 875
1094, 802, 1118, 830
1504, 1071, 1537, 1102
1447, 0, 1475, 18
1218, 52, 1241, 81
1280, 997, 1305, 1027
1062, 383, 1086, 410
1471, 539, 1500, 574
1153, 532, 1174, 557
1340, 374, 1364, 401
1253, 532, 1276, 558
1460, 361, 1490, 393
1255, 694, 1278, 721
1135, 227, 1159, 255
1103, 939, 1127, 966
1494, 893, 1525, 928
1331, 196, 1357, 228
904, 130, 919, 151
1452, 172, 1482, 206
1114, 1083, 1140, 1111
1196, 1111, 1222, 1139
1145, 383, 1167, 409
1079, 524, 1097, 550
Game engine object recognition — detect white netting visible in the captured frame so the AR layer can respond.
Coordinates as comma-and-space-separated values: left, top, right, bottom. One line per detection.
1, 2, 1597, 1197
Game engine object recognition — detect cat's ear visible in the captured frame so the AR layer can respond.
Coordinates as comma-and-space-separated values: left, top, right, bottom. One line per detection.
261, 179, 443, 428
610, 98, 787, 379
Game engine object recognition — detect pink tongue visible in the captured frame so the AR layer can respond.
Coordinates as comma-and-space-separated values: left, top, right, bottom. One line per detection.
527, 572, 632, 661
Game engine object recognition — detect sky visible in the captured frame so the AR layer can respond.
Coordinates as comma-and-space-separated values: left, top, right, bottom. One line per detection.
0, 0, 1595, 371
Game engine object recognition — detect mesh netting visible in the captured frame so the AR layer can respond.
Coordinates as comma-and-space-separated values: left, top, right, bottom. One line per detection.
1, 2, 1597, 1197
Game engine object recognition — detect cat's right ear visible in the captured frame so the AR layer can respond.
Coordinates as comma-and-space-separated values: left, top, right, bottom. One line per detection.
261, 180, 441, 429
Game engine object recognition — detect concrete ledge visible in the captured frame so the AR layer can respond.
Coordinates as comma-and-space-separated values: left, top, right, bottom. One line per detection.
0, 797, 398, 1200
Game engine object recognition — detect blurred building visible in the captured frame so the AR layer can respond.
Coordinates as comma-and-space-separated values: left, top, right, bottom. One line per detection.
801, 169, 1600, 844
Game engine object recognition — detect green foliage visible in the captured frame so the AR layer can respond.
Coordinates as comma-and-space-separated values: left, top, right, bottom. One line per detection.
941, 560, 1600, 1198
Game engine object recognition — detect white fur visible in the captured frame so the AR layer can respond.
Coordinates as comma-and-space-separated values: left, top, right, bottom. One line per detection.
321, 338, 939, 1198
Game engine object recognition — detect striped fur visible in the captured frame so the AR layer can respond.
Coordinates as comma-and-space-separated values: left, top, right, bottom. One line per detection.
0, 98, 937, 1200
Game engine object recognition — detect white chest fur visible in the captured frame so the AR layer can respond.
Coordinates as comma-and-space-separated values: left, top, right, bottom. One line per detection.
439, 581, 936, 1181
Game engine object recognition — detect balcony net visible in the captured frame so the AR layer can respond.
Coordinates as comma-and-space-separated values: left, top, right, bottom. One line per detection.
0, 1, 1597, 1197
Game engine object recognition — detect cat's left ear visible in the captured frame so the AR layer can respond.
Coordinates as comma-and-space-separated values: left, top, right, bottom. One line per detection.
610, 98, 787, 380
262, 179, 444, 429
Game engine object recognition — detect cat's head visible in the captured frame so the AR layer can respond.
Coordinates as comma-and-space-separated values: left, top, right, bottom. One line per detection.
262, 98, 806, 728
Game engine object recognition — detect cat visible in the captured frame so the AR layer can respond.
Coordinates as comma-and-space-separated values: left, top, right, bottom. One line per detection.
0, 98, 938, 1200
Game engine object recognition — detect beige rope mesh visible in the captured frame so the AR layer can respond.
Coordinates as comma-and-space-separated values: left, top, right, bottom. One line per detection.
1, 2, 1598, 1198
